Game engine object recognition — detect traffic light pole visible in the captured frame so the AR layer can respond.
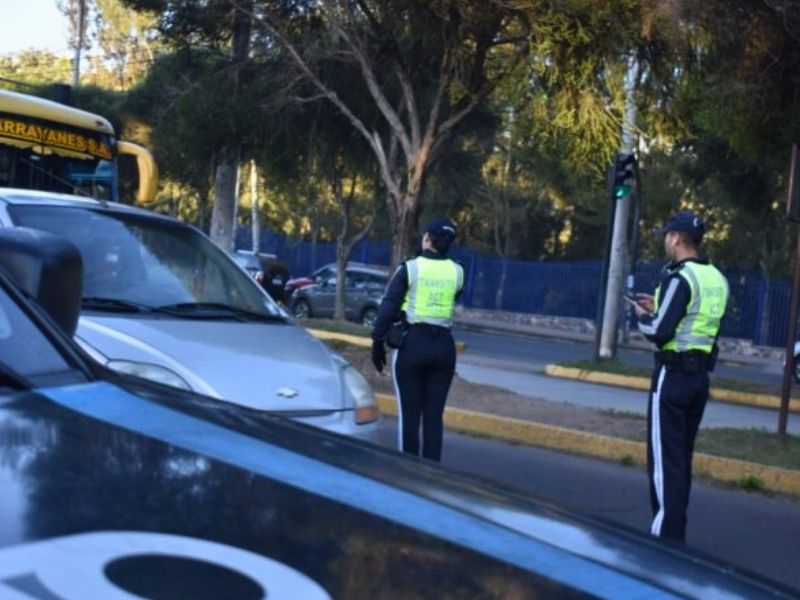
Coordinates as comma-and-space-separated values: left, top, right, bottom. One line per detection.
598, 58, 640, 359
594, 164, 619, 359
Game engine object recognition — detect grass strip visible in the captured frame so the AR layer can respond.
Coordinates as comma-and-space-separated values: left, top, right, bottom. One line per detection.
696, 428, 800, 471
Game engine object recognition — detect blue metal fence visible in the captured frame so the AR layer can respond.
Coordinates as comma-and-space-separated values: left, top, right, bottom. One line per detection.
236, 228, 792, 348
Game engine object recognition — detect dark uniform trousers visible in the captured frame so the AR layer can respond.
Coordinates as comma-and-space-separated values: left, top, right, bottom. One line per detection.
647, 357, 710, 542
392, 324, 456, 461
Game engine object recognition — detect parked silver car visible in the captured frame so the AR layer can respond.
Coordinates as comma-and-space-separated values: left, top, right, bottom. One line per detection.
290, 262, 389, 327
0, 188, 380, 439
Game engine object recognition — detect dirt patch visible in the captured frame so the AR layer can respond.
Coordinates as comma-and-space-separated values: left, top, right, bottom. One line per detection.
327, 339, 647, 442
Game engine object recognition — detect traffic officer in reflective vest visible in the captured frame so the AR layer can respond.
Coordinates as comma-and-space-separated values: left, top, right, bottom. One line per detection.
371, 217, 464, 461
633, 210, 729, 542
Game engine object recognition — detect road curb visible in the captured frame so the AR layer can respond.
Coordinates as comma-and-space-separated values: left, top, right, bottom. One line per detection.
544, 364, 800, 414
376, 393, 800, 497
308, 328, 371, 347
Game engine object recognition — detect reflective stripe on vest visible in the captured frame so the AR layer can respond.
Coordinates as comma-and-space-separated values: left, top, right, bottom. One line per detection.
661, 262, 729, 353
401, 257, 462, 327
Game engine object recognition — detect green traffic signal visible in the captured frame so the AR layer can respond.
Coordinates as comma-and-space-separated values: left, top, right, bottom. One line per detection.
614, 183, 631, 199
612, 153, 636, 200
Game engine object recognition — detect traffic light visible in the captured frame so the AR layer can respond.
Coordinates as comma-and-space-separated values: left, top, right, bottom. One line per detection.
612, 153, 636, 200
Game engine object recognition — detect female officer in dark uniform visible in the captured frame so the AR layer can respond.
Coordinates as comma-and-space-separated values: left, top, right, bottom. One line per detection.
371, 218, 464, 461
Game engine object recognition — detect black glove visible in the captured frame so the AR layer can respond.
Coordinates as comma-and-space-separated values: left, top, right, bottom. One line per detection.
371, 340, 386, 373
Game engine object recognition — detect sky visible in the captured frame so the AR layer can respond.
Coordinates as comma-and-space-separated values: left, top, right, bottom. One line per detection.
0, 0, 71, 56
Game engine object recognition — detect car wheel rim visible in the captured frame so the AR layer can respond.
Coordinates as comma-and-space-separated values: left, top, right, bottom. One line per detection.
362, 309, 377, 328
294, 301, 309, 319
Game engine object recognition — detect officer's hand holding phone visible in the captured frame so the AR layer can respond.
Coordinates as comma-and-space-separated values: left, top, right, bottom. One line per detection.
624, 292, 653, 318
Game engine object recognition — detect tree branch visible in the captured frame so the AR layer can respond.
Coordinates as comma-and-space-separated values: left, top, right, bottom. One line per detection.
326, 5, 413, 165
227, 0, 403, 202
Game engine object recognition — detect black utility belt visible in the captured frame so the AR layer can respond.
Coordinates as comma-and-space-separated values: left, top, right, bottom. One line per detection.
655, 350, 715, 373
409, 322, 450, 330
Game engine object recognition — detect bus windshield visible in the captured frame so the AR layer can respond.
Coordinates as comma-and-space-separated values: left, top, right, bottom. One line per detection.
0, 89, 157, 203
0, 144, 113, 200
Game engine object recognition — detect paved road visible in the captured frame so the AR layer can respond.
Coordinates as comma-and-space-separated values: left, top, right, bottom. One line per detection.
374, 419, 800, 592
452, 329, 800, 433
453, 328, 784, 386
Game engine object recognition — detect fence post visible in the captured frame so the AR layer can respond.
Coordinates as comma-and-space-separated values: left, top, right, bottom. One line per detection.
753, 277, 767, 345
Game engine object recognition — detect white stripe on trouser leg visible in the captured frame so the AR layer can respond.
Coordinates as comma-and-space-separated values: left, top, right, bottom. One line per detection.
391, 349, 403, 452
650, 366, 667, 536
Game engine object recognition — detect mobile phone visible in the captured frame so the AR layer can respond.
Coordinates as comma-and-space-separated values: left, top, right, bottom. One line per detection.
622, 293, 639, 306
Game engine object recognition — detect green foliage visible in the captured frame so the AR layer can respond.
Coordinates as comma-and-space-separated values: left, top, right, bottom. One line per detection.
0, 51, 73, 86
50, 0, 796, 276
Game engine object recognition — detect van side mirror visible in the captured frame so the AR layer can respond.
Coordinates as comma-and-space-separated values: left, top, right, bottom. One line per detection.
0, 227, 83, 336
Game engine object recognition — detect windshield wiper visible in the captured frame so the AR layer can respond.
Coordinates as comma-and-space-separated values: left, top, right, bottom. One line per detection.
0, 359, 31, 391
82, 297, 158, 313
155, 302, 286, 323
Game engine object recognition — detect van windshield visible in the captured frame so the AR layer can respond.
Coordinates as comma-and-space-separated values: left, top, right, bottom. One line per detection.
9, 204, 283, 319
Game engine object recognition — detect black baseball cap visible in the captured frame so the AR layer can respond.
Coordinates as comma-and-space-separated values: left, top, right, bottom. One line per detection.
425, 217, 457, 241
656, 210, 705, 243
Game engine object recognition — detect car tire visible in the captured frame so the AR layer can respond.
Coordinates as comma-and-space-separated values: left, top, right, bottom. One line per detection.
293, 299, 311, 320
361, 306, 378, 328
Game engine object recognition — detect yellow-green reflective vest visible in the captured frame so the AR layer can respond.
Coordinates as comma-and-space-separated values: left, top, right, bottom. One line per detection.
401, 256, 464, 327
655, 261, 729, 353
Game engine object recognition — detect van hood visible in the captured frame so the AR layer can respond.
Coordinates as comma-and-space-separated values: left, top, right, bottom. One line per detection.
75, 315, 346, 412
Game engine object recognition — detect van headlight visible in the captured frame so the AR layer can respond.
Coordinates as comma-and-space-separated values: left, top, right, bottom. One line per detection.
341, 364, 380, 424
106, 360, 192, 390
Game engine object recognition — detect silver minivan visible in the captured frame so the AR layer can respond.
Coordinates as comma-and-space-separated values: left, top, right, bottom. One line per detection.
0, 188, 380, 439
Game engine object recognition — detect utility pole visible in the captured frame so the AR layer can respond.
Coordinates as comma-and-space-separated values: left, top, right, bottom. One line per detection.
250, 160, 260, 253
598, 58, 640, 359
780, 143, 800, 439
71, 0, 86, 88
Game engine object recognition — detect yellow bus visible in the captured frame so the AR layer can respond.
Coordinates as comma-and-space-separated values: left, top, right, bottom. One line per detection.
0, 88, 158, 203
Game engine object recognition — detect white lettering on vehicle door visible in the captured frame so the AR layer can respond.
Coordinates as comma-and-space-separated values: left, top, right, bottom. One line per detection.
0, 531, 330, 600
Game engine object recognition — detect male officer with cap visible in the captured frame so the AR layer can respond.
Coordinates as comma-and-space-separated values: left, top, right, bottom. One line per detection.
632, 210, 729, 542
371, 217, 464, 461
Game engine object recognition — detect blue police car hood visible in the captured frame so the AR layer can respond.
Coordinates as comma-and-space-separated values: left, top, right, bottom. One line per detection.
74, 314, 345, 412
0, 380, 793, 600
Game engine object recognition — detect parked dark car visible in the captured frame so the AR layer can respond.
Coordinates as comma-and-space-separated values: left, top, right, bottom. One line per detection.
232, 249, 291, 304
289, 262, 389, 327
0, 228, 797, 599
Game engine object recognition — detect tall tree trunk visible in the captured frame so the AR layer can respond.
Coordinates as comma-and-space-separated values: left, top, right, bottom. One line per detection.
388, 154, 427, 270
389, 197, 418, 271
210, 146, 240, 252
196, 188, 209, 233
334, 242, 349, 321
209, 0, 251, 251
494, 136, 513, 311
334, 177, 375, 320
